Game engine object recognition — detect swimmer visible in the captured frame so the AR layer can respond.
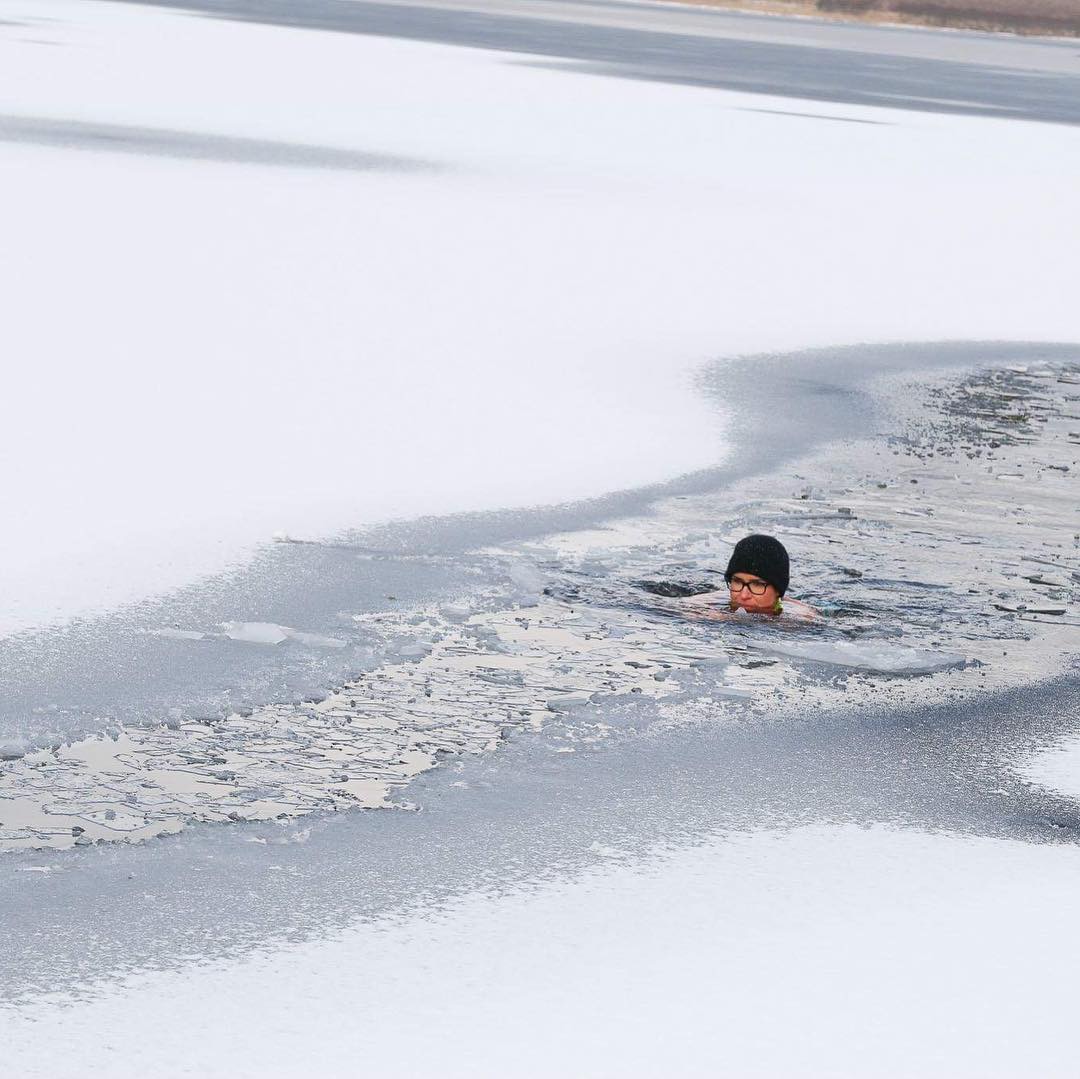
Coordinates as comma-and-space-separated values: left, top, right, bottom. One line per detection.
682, 534, 819, 621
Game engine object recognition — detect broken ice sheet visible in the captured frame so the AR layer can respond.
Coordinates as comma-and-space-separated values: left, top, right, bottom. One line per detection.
0, 597, 731, 851
3, 363, 1078, 854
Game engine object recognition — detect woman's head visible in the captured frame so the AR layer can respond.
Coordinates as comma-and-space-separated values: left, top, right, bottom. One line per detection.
724, 534, 790, 613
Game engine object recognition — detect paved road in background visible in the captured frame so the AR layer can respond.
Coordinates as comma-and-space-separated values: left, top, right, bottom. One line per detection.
122, 0, 1080, 124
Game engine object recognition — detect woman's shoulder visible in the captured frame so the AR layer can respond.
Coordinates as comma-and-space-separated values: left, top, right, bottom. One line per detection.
780, 597, 820, 621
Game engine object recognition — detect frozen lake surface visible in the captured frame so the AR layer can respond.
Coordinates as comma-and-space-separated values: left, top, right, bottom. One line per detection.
8, 823, 1080, 1077
2, 1, 1080, 1075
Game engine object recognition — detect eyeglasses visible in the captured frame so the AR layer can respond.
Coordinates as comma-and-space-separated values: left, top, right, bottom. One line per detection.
727, 576, 769, 596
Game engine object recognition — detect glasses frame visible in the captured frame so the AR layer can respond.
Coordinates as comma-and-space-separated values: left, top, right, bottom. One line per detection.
727, 575, 770, 596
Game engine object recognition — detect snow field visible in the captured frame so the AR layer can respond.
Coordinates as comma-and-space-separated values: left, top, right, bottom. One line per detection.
3, 8, 1079, 1068
3, 0, 1080, 634
1022, 735, 1080, 802
6, 824, 1080, 1077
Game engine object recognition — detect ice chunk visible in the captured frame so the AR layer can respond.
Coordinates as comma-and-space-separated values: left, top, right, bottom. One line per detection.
221, 622, 291, 645
394, 640, 433, 660
760, 639, 965, 675
713, 686, 755, 699
506, 560, 546, 606
219, 622, 346, 648
546, 694, 592, 713
439, 605, 472, 623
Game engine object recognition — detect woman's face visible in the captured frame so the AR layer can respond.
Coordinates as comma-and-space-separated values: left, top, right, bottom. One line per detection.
727, 572, 780, 613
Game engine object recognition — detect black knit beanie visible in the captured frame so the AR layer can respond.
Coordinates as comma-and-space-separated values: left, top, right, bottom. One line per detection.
724, 534, 790, 597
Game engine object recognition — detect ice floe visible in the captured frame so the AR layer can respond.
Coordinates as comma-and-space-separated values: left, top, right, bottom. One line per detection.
756, 639, 965, 674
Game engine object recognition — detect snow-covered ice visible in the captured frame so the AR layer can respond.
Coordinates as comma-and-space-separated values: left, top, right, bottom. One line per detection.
3, 0, 1080, 634
1022, 736, 1080, 802
6, 824, 1080, 1078
3, 1, 1080, 1073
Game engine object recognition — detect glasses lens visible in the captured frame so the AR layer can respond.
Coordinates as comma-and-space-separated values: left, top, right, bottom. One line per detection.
729, 578, 767, 595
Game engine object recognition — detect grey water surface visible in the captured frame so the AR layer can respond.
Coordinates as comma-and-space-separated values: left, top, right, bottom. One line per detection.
113, 0, 1080, 126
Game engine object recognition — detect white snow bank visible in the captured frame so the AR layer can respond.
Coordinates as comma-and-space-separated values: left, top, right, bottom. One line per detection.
5, 824, 1080, 1077
1020, 735, 1080, 801
2, 1, 1080, 634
